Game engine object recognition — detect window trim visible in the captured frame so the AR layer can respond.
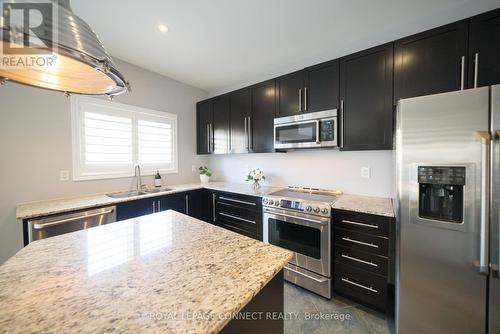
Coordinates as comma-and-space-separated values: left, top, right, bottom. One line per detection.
71, 96, 178, 181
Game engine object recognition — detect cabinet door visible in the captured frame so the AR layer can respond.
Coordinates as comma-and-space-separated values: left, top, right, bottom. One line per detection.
304, 60, 340, 113
277, 71, 305, 117
186, 189, 211, 222
212, 95, 230, 154
116, 198, 155, 221
196, 100, 213, 154
340, 43, 394, 151
251, 80, 276, 153
394, 21, 468, 103
469, 8, 500, 88
229, 88, 252, 153
159, 193, 186, 214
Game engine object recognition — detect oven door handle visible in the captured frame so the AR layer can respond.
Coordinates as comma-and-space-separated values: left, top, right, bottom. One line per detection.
285, 266, 328, 283
315, 120, 320, 144
264, 210, 329, 227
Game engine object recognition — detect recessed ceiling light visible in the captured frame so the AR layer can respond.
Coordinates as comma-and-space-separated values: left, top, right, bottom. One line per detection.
158, 24, 169, 33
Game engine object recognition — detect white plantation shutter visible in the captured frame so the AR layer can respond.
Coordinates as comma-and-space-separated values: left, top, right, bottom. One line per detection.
83, 112, 133, 165
72, 97, 178, 180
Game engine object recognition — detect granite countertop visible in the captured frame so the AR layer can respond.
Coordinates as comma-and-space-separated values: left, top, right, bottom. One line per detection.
0, 210, 293, 334
16, 182, 282, 220
16, 182, 394, 220
332, 194, 394, 218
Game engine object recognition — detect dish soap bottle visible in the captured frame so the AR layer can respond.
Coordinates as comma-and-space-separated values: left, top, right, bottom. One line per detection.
154, 170, 162, 188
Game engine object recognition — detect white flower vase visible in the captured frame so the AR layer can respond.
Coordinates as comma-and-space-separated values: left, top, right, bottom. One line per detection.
200, 174, 210, 183
252, 180, 261, 190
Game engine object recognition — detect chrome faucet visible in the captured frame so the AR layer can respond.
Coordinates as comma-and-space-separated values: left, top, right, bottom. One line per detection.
134, 165, 143, 191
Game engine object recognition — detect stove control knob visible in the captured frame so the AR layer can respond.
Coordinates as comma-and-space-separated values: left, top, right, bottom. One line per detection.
263, 198, 268, 205
313, 207, 321, 213
275, 201, 280, 207
321, 208, 329, 215
306, 206, 313, 212
268, 199, 274, 206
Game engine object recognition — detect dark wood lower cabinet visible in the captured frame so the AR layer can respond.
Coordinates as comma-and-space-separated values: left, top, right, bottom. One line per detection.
332, 209, 395, 313
221, 270, 284, 334
212, 191, 263, 241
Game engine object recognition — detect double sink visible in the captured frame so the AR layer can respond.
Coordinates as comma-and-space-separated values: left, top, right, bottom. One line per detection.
106, 188, 173, 199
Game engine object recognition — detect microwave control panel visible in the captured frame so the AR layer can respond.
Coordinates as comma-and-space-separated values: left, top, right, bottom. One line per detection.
320, 120, 335, 142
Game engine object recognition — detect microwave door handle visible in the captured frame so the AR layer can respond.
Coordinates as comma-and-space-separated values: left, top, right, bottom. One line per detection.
315, 120, 320, 144
477, 131, 491, 275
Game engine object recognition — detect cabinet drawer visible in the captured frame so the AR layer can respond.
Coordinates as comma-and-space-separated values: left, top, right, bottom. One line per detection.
216, 210, 262, 240
216, 192, 262, 209
334, 228, 388, 256
335, 245, 388, 277
334, 262, 388, 312
333, 209, 391, 237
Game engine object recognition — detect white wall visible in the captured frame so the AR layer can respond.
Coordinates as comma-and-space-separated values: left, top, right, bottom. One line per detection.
208, 150, 395, 198
0, 59, 208, 264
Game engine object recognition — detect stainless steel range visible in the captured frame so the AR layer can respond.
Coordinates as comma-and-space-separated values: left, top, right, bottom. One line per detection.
262, 187, 342, 298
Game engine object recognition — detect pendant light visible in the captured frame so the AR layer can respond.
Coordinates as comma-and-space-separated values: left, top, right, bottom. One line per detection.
0, 0, 129, 96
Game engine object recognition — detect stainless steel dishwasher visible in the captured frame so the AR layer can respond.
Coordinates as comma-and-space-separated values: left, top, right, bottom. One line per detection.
27, 206, 116, 243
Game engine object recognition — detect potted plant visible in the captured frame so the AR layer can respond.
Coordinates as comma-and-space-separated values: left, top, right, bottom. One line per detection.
199, 166, 212, 183
246, 168, 266, 190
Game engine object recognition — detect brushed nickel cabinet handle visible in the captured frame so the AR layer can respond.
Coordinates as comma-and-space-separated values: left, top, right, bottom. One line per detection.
342, 278, 378, 293
474, 52, 479, 88
340, 99, 345, 148
342, 237, 379, 248
460, 55, 465, 90
341, 254, 378, 267
219, 196, 256, 206
342, 219, 379, 229
185, 194, 189, 215
248, 116, 252, 150
304, 87, 308, 111
298, 88, 302, 112
212, 194, 216, 223
152, 201, 156, 213
219, 212, 256, 224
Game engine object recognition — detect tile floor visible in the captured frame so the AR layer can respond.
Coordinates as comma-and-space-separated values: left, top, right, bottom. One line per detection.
284, 282, 394, 334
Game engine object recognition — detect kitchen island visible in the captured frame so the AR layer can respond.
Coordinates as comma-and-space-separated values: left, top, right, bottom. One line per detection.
0, 210, 293, 333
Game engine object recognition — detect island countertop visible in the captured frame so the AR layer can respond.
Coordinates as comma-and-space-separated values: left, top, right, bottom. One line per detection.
0, 211, 293, 334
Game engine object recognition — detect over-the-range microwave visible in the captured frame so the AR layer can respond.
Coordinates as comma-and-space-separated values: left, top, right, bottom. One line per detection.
274, 109, 338, 150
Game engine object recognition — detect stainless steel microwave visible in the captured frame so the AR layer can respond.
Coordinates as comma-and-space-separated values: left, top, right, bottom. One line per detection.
274, 110, 338, 150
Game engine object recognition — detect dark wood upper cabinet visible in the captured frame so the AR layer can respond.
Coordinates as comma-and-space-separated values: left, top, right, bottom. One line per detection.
340, 43, 394, 151
304, 60, 340, 113
196, 100, 213, 155
277, 71, 304, 117
229, 88, 252, 153
212, 95, 230, 154
468, 8, 500, 88
394, 21, 468, 103
251, 80, 277, 153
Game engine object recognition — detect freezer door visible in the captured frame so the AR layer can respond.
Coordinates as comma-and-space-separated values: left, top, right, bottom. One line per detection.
396, 87, 489, 334
490, 85, 500, 334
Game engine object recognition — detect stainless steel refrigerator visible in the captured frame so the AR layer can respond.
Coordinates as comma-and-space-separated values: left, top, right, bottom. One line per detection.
396, 85, 500, 334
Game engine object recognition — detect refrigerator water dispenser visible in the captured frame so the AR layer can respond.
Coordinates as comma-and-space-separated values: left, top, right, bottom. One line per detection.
417, 166, 465, 223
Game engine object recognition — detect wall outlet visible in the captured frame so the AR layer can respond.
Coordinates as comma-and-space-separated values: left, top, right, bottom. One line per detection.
361, 167, 371, 179
60, 170, 70, 181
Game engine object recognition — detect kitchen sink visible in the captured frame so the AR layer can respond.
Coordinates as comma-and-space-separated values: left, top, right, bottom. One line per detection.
106, 188, 173, 198
143, 188, 173, 193
106, 191, 148, 199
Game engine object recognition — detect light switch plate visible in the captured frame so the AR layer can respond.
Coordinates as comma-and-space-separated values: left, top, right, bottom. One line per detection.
192, 165, 196, 172
60, 170, 70, 181
361, 167, 371, 179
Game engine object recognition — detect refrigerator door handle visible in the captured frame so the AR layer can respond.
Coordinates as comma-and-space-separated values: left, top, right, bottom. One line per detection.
493, 130, 500, 278
477, 131, 491, 275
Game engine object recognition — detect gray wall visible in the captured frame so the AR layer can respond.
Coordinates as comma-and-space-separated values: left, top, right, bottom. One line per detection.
208, 150, 394, 198
0, 59, 208, 264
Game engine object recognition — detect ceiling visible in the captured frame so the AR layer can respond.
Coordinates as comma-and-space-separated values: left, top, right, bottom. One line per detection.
72, 0, 500, 95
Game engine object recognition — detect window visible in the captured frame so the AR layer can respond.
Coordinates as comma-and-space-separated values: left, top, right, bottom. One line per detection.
71, 96, 177, 180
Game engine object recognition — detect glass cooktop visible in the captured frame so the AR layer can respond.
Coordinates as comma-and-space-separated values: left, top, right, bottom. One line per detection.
269, 187, 341, 203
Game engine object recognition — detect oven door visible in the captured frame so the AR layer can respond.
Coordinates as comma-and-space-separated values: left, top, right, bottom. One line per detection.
263, 208, 331, 277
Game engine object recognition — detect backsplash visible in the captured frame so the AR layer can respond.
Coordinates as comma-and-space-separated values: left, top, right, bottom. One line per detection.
207, 150, 394, 198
